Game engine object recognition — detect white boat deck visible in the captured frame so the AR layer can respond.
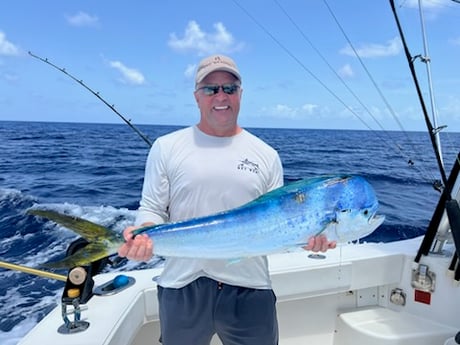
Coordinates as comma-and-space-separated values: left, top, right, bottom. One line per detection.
18, 237, 460, 345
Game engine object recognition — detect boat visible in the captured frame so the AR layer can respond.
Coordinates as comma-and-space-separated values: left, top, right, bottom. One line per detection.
12, 1, 460, 344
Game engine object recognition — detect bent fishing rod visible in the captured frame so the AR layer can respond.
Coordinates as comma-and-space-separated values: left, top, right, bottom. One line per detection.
1, 52, 153, 281
28, 51, 153, 147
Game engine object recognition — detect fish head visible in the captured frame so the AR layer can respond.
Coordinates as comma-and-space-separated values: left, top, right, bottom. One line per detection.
324, 176, 385, 243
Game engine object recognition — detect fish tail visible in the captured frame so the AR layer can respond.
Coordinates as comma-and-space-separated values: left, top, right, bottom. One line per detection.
28, 209, 123, 268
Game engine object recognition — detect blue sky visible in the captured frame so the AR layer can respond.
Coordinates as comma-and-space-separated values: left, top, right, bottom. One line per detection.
1, 0, 459, 131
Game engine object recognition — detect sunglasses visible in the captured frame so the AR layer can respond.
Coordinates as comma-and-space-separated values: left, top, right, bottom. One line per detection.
196, 84, 240, 96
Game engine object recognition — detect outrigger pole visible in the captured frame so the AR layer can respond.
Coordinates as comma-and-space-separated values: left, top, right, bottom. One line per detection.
28, 51, 153, 147
0, 260, 67, 282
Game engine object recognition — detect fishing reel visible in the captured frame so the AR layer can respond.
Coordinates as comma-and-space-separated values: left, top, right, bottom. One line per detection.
59, 238, 109, 334
58, 238, 134, 334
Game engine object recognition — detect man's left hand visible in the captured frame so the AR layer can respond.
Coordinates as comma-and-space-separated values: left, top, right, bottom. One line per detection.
303, 235, 337, 252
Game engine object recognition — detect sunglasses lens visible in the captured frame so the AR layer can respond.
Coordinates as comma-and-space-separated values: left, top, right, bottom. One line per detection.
222, 84, 239, 94
202, 86, 220, 95
199, 84, 239, 95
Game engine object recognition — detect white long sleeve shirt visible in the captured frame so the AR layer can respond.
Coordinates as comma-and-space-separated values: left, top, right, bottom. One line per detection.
136, 126, 283, 289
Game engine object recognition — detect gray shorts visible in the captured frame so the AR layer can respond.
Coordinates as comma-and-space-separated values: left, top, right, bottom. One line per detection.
157, 277, 278, 345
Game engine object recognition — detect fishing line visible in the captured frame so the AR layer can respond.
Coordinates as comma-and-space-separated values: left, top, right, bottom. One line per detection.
28, 51, 153, 147
321, 0, 406, 132
273, 0, 389, 134
230, 0, 377, 132
232, 0, 438, 186
273, 0, 436, 185
321, 0, 438, 186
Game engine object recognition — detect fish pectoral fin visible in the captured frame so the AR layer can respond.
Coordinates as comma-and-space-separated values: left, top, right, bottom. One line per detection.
41, 242, 115, 269
28, 209, 121, 242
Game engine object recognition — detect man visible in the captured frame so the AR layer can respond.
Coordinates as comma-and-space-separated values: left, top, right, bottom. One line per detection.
118, 54, 335, 345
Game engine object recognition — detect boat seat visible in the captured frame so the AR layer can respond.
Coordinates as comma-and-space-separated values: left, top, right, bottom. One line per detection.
334, 306, 457, 345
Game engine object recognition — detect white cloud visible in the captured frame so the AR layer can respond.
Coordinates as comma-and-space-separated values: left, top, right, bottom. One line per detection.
66, 11, 99, 27
168, 20, 244, 55
301, 104, 319, 114
273, 104, 297, 118
109, 60, 146, 85
262, 103, 319, 119
338, 64, 354, 78
340, 37, 402, 58
0, 31, 20, 56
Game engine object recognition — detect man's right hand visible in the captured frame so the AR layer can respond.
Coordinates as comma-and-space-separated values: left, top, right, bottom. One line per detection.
117, 225, 154, 262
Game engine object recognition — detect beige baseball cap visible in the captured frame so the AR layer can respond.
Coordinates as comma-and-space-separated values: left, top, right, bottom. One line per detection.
195, 55, 241, 84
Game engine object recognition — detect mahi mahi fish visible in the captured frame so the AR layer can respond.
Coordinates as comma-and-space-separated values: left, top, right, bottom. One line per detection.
28, 175, 384, 269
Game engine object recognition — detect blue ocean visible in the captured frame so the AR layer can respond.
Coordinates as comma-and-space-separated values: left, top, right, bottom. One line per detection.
0, 120, 459, 344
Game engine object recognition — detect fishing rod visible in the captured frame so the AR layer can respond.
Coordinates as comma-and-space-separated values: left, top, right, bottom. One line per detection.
28, 51, 153, 147
389, 0, 448, 190
389, 0, 460, 274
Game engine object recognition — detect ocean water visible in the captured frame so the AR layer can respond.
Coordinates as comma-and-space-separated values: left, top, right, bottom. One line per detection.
0, 120, 459, 344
